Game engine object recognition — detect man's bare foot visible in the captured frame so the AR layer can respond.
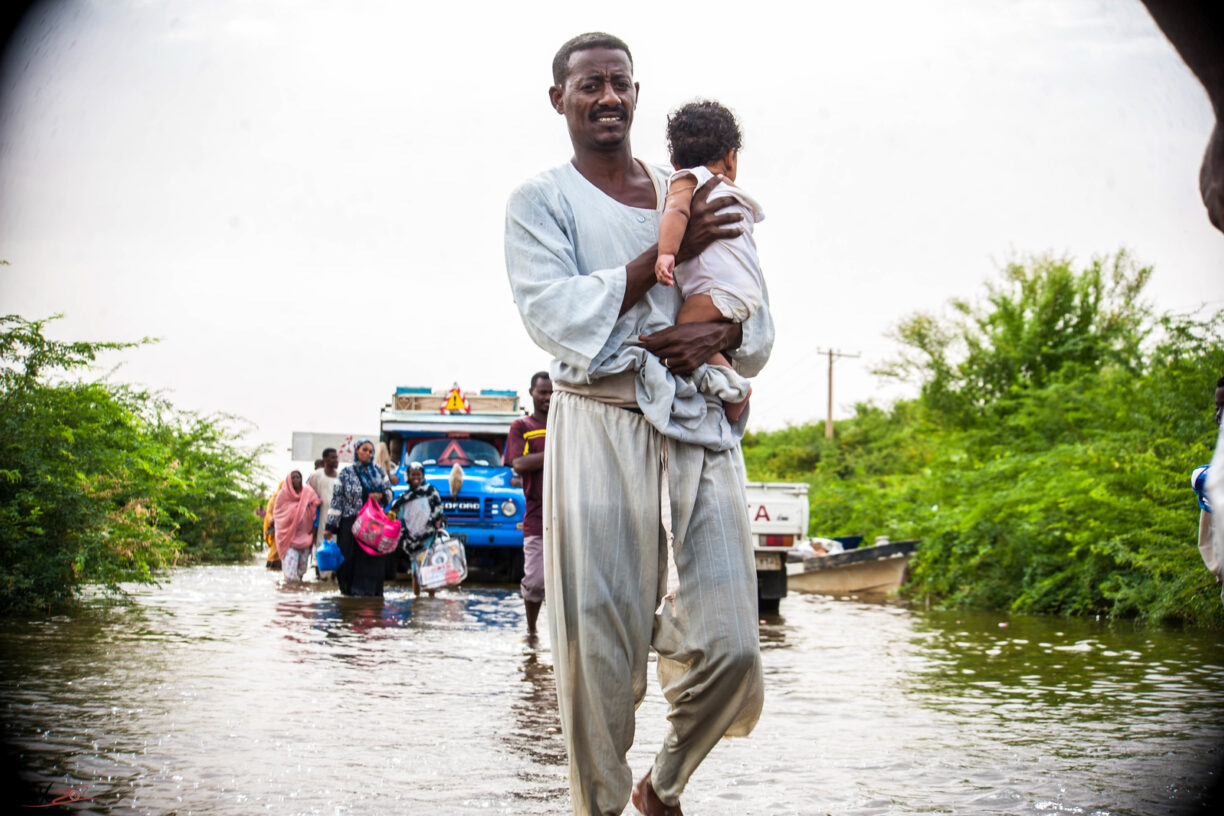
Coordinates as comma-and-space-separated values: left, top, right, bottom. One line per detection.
724, 385, 752, 424
631, 772, 682, 816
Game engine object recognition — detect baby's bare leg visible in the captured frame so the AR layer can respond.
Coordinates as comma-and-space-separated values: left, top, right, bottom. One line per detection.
676, 294, 733, 368
675, 294, 749, 421
675, 293, 725, 325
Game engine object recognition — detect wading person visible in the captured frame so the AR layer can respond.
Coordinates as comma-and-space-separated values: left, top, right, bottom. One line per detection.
503, 371, 552, 638
323, 439, 393, 596
273, 470, 320, 583
262, 484, 282, 571
1196, 376, 1224, 601
504, 32, 773, 816
389, 462, 446, 597
307, 447, 340, 577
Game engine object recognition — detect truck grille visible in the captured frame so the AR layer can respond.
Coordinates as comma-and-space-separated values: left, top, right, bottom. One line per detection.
442, 497, 481, 518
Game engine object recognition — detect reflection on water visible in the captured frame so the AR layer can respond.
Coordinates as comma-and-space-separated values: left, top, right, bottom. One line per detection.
1, 565, 1222, 814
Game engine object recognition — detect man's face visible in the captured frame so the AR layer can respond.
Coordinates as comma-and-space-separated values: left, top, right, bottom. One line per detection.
531, 377, 553, 416
324, 451, 339, 470
1215, 386, 1224, 426
549, 47, 637, 152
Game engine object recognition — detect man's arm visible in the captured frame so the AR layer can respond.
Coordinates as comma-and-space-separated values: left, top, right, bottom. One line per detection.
504, 421, 526, 467
512, 451, 545, 473
618, 174, 746, 317
507, 174, 747, 371
642, 279, 774, 378
506, 420, 544, 473
638, 193, 774, 376
506, 180, 635, 373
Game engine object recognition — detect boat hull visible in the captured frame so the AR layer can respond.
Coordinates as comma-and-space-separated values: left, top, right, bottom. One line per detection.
787, 541, 917, 597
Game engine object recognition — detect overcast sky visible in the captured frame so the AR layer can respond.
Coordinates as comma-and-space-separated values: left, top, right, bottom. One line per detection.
1, 0, 1221, 480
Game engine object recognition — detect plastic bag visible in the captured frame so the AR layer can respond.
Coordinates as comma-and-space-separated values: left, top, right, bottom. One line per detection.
351, 497, 401, 556
413, 532, 467, 590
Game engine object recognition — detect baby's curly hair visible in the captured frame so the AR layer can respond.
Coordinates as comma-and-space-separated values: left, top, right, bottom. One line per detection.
666, 100, 743, 169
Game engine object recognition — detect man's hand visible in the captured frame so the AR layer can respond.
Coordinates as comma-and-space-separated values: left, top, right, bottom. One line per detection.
655, 254, 676, 286
676, 175, 743, 263
619, 176, 744, 317
638, 322, 742, 376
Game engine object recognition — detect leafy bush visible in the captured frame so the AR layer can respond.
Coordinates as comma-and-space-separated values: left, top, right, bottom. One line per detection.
0, 314, 268, 612
743, 252, 1224, 626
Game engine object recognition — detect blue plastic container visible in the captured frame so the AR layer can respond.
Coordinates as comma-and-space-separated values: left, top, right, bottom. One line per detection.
315, 537, 344, 572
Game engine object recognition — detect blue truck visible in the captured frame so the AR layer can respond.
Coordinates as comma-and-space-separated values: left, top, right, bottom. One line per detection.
380, 385, 526, 581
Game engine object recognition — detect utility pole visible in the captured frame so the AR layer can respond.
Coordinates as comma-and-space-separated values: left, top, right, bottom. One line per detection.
814, 348, 861, 438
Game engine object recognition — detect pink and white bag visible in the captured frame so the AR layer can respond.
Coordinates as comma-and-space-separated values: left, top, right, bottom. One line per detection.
351, 497, 401, 556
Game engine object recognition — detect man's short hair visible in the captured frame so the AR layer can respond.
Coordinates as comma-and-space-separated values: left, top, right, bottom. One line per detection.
1217, 375, 1224, 389
313, 458, 324, 469
666, 100, 743, 170
552, 32, 633, 86
322, 447, 337, 458
530, 371, 551, 390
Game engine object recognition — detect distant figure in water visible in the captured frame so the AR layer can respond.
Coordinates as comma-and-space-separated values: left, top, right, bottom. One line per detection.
503, 371, 551, 637
262, 484, 282, 571
307, 448, 340, 579
1195, 376, 1224, 601
273, 470, 320, 583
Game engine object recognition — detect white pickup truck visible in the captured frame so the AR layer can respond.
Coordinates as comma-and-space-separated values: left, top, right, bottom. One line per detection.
746, 481, 809, 611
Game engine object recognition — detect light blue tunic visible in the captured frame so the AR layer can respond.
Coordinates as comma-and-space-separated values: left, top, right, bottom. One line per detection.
504, 161, 774, 451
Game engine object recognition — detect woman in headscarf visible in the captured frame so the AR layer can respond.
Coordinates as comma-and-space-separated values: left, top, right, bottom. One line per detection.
323, 439, 394, 596
389, 461, 447, 596
273, 470, 321, 583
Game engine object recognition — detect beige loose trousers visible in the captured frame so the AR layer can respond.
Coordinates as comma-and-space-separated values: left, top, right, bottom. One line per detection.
544, 391, 764, 816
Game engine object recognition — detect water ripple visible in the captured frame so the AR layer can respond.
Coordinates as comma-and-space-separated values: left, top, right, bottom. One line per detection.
1, 566, 1222, 814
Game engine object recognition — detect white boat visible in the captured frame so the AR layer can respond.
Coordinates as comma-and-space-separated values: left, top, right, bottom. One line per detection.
786, 539, 918, 597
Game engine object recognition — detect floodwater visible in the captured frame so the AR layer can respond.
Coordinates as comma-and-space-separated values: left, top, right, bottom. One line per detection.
1, 562, 1222, 815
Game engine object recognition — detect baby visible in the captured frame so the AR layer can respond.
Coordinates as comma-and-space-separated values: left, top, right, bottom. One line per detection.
655, 99, 765, 423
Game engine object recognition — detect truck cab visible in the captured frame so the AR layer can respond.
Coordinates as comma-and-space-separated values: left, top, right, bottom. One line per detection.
380, 385, 526, 581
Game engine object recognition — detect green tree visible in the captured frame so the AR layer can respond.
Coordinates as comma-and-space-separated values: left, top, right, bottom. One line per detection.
877, 251, 1152, 425
744, 252, 1224, 626
0, 314, 268, 612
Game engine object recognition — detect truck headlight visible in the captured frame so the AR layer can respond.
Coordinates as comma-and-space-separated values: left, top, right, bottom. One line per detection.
500, 499, 517, 517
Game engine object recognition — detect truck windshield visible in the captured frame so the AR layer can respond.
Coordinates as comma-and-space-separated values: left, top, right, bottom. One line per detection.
407, 438, 502, 467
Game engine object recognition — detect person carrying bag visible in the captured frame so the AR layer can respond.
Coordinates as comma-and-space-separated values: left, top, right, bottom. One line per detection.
323, 439, 395, 596
390, 461, 448, 596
